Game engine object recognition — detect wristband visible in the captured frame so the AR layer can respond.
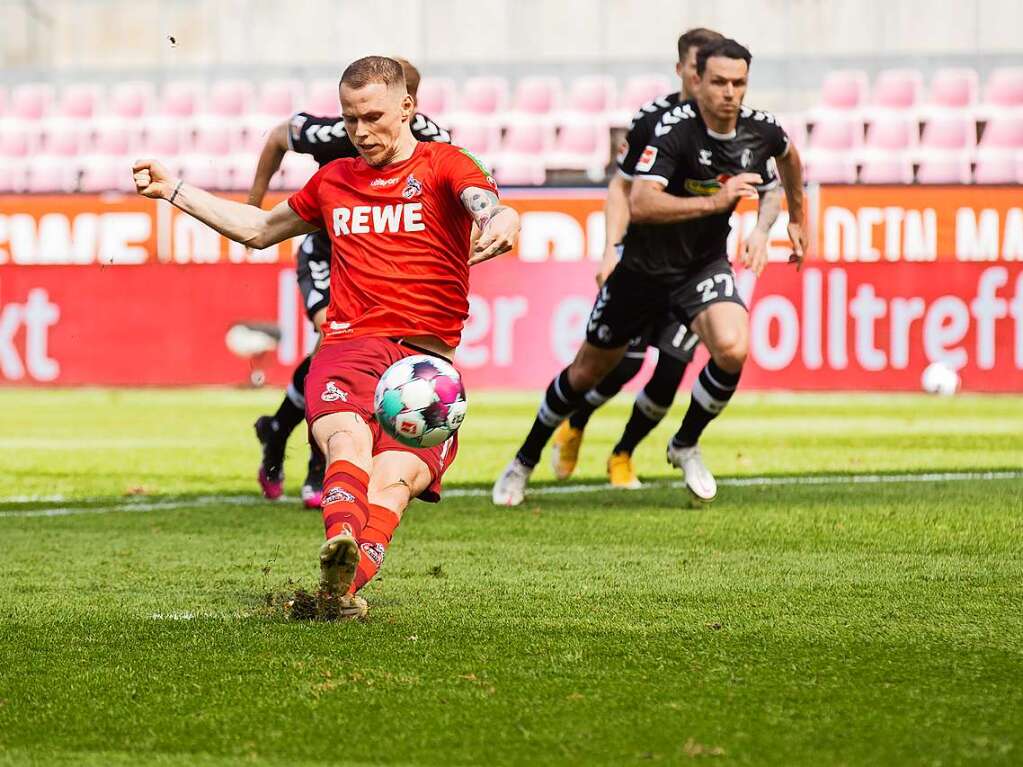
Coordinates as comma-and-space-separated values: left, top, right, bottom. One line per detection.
169, 179, 183, 205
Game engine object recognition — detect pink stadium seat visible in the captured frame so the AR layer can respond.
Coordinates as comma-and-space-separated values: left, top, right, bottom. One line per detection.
500, 123, 555, 155
257, 79, 301, 117
0, 86, 7, 117
818, 70, 869, 111
141, 124, 184, 156
25, 157, 75, 193
79, 157, 134, 193
859, 156, 915, 184
416, 78, 457, 117
192, 124, 233, 156
619, 74, 673, 110
916, 154, 972, 184
804, 156, 858, 184
864, 116, 917, 151
872, 69, 922, 110
565, 76, 616, 115
776, 114, 808, 149
460, 77, 509, 115
493, 158, 546, 186
11, 83, 53, 120
91, 124, 134, 156
177, 156, 221, 188
979, 116, 1023, 149
449, 121, 502, 157
304, 79, 340, 117
43, 126, 84, 157
209, 79, 254, 117
0, 160, 28, 193
161, 81, 204, 117
983, 68, 1023, 110
548, 123, 611, 180
511, 77, 562, 116
110, 81, 155, 118
0, 125, 33, 157
58, 84, 101, 118
278, 152, 319, 190
807, 118, 862, 151
920, 115, 975, 151
221, 154, 258, 191
973, 153, 1020, 184
927, 68, 979, 110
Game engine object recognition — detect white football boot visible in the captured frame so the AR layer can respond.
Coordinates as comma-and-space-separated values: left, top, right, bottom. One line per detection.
492, 458, 533, 506
666, 442, 717, 503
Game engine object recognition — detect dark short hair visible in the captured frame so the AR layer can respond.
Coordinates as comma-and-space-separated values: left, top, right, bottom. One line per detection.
340, 56, 406, 92
696, 38, 753, 77
394, 57, 422, 99
676, 27, 724, 62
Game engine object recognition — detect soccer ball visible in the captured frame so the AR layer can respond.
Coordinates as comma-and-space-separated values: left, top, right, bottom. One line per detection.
921, 361, 960, 396
374, 355, 468, 448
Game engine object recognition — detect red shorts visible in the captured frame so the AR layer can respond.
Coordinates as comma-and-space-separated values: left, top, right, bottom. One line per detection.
305, 336, 459, 502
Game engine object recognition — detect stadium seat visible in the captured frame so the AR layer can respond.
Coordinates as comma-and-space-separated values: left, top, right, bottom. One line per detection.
257, 79, 302, 118
499, 123, 555, 158
861, 116, 917, 161
547, 122, 611, 180
110, 81, 155, 118
141, 124, 184, 156
78, 156, 134, 193
0, 124, 34, 156
278, 152, 319, 190
916, 154, 972, 184
981, 67, 1023, 112
978, 116, 1023, 150
90, 123, 134, 156
493, 158, 546, 186
58, 84, 102, 119
973, 152, 1020, 184
459, 76, 510, 117
160, 80, 205, 117
859, 155, 915, 184
919, 114, 976, 152
872, 69, 922, 111
25, 157, 76, 193
10, 83, 53, 120
177, 156, 221, 188
304, 79, 340, 117
511, 76, 562, 116
0, 86, 7, 118
448, 121, 502, 163
222, 154, 258, 191
619, 74, 673, 110
564, 75, 616, 116
776, 114, 808, 150
0, 159, 28, 193
208, 79, 255, 118
804, 156, 858, 184
813, 70, 869, 116
416, 78, 457, 117
192, 123, 233, 156
806, 117, 863, 159
925, 68, 979, 113
43, 124, 85, 157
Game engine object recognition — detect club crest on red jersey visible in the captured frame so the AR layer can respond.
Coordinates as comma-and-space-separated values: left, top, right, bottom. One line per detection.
402, 174, 423, 199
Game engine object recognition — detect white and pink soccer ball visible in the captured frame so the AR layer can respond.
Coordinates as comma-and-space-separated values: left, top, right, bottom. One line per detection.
374, 355, 468, 447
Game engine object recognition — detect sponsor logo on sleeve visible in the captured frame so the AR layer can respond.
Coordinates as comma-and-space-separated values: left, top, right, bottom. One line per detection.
635, 146, 658, 173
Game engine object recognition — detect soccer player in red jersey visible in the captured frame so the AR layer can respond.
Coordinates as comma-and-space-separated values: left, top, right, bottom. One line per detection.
133, 57, 519, 619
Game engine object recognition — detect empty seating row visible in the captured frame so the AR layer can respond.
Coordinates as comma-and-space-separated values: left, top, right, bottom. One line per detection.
805, 152, 1023, 184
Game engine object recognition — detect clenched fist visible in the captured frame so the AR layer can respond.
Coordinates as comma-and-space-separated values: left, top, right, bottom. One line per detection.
132, 159, 176, 200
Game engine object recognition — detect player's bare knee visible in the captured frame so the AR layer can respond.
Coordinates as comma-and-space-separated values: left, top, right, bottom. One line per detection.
714, 339, 748, 373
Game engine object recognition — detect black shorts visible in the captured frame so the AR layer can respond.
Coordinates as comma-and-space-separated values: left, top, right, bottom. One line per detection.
296, 231, 331, 321
586, 258, 746, 350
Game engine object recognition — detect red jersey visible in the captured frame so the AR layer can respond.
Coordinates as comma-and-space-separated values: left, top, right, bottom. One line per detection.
288, 141, 498, 348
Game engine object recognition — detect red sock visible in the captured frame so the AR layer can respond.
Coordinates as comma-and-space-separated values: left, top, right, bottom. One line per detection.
351, 503, 401, 593
321, 461, 370, 541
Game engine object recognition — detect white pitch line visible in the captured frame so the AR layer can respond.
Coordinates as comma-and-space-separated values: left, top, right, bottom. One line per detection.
1, 470, 1020, 519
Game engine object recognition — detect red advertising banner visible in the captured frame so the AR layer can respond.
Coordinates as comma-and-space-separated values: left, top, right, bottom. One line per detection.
0, 259, 1020, 391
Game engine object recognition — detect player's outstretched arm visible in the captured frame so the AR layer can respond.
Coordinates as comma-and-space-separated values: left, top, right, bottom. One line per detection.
462, 187, 520, 266
775, 144, 809, 269
133, 158, 318, 249
741, 185, 784, 277
629, 173, 762, 225
598, 173, 631, 286
247, 122, 290, 208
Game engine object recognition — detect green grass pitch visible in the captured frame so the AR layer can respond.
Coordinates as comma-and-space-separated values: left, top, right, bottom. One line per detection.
1, 388, 1021, 766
